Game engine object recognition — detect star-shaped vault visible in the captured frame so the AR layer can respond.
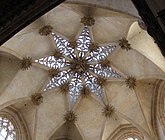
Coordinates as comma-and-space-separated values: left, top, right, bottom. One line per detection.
35, 25, 123, 105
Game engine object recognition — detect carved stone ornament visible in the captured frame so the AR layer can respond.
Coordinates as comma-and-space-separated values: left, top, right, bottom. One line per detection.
64, 111, 77, 122
70, 58, 90, 75
31, 93, 43, 105
35, 23, 122, 104
97, 77, 107, 87
102, 104, 115, 118
48, 68, 60, 78
125, 76, 136, 90
100, 59, 111, 68
119, 38, 131, 51
69, 40, 77, 49
39, 25, 53, 36
89, 43, 98, 52
81, 86, 91, 98
60, 82, 70, 94
21, 57, 32, 70
81, 16, 95, 26
53, 50, 63, 59
138, 20, 147, 31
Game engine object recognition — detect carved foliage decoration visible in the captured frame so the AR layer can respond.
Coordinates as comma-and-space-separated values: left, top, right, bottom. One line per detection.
119, 38, 131, 51
102, 104, 115, 118
21, 57, 32, 70
35, 24, 122, 105
81, 16, 95, 26
64, 111, 77, 123
31, 93, 43, 105
125, 76, 136, 90
39, 25, 53, 36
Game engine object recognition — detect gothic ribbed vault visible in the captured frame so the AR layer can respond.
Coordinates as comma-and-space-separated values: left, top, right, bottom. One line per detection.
0, 1, 164, 140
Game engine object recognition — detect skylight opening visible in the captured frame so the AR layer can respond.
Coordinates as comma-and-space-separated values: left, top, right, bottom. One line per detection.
36, 25, 122, 104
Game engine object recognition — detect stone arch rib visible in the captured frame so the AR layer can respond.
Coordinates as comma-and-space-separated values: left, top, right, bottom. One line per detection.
107, 124, 144, 140
151, 80, 165, 139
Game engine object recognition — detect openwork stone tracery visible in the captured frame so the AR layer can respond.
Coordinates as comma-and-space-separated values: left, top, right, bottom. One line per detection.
0, 117, 16, 140
119, 38, 131, 51
81, 17, 95, 26
35, 17, 123, 105
0, 107, 31, 140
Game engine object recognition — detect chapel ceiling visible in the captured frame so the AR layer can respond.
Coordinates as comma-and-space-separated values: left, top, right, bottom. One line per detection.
0, 1, 165, 140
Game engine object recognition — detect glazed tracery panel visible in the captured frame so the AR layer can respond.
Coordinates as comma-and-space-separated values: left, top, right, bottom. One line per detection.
35, 56, 70, 69
90, 64, 121, 78
87, 45, 116, 62
45, 70, 71, 91
125, 138, 139, 140
0, 117, 16, 140
36, 25, 123, 105
53, 35, 75, 59
77, 26, 92, 57
69, 73, 83, 103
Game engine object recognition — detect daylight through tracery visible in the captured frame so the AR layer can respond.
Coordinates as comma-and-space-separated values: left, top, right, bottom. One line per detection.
0, 117, 16, 140
125, 138, 139, 140
35, 23, 123, 104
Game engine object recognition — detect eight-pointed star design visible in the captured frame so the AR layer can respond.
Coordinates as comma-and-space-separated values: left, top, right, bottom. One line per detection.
35, 25, 122, 105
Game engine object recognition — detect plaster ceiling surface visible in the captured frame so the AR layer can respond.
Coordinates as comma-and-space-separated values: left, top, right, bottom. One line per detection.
0, 1, 165, 140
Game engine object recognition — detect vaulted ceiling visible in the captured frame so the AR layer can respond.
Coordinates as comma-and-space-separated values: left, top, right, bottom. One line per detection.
0, 1, 164, 140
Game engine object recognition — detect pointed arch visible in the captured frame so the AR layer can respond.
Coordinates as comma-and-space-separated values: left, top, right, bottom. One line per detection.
107, 124, 144, 140
151, 80, 165, 139
0, 106, 31, 140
